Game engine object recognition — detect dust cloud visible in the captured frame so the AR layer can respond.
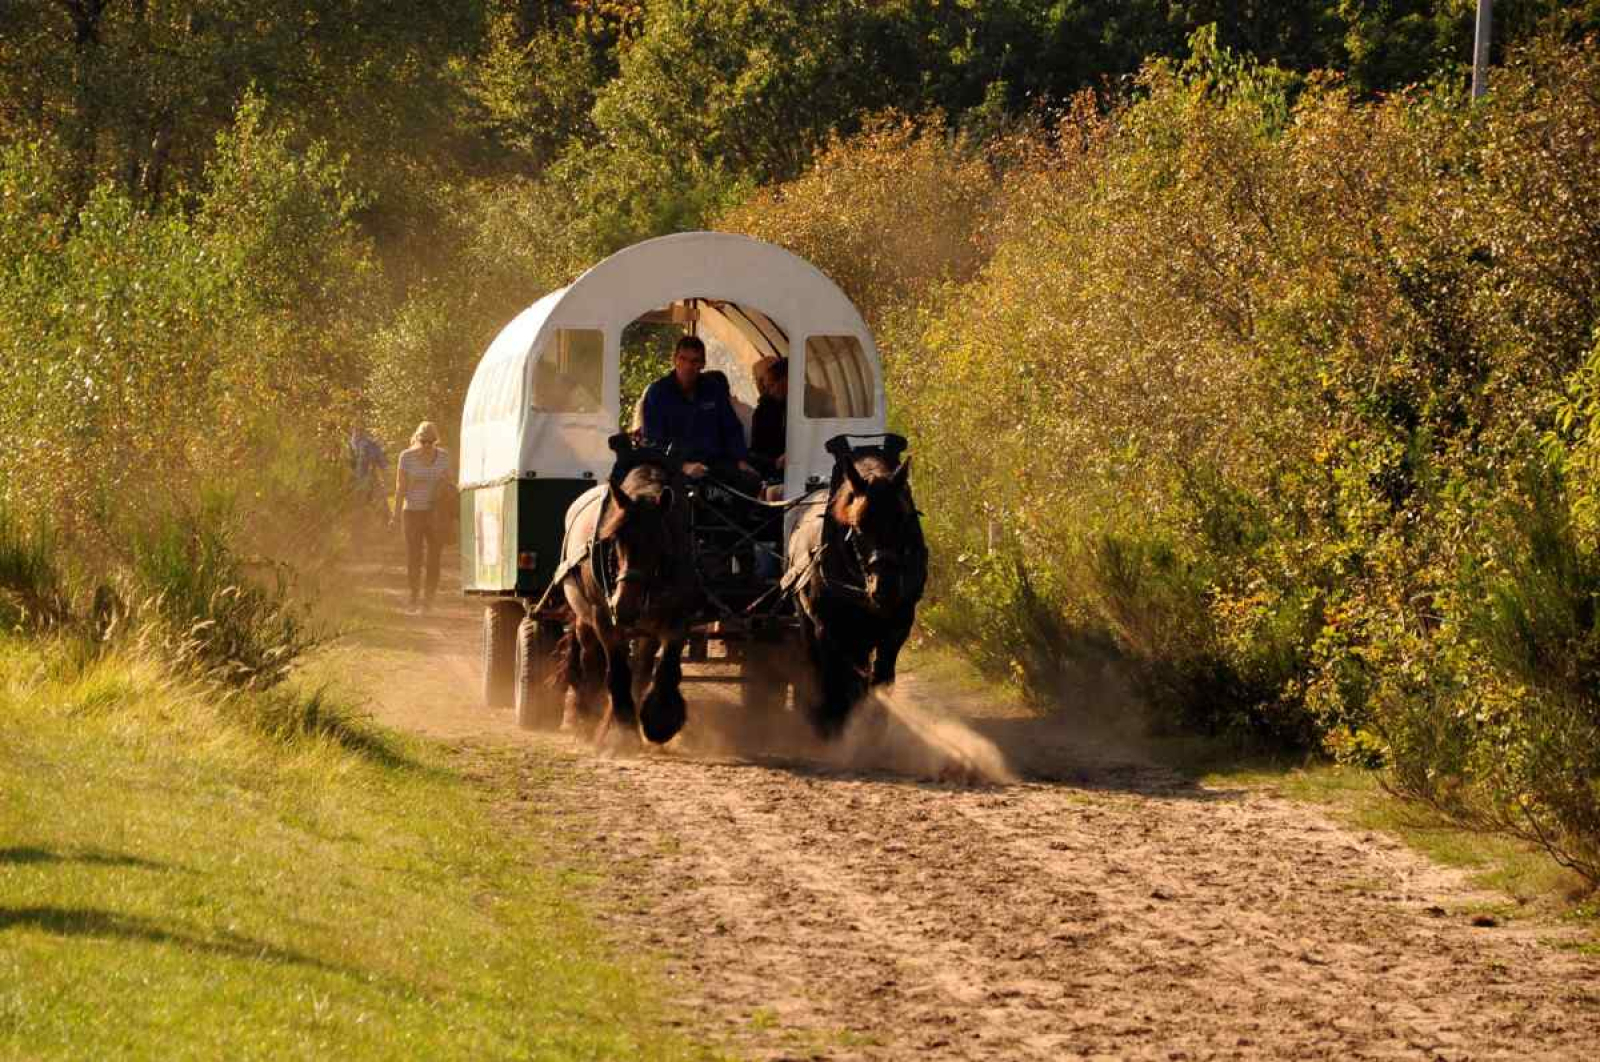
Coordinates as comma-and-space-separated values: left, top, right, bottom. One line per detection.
823, 687, 1017, 784
654, 680, 1016, 785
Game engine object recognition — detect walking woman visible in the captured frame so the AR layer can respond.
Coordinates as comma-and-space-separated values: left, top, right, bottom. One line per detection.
391, 420, 454, 613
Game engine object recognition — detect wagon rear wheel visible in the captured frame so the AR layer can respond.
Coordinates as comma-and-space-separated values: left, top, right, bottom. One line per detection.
482, 600, 522, 708
514, 618, 561, 728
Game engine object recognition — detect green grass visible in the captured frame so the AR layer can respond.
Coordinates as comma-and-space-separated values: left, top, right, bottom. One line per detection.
899, 639, 1028, 709
0, 635, 718, 1061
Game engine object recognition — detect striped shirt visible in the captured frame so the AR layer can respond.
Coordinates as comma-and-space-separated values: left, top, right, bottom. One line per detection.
399, 446, 452, 511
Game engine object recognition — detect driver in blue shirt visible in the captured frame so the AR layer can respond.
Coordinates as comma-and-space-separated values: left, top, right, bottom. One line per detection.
641, 335, 760, 488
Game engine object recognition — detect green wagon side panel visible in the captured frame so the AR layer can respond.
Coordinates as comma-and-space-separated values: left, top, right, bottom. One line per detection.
459, 478, 592, 596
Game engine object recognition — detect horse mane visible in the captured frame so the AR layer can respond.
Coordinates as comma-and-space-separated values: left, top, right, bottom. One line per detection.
828, 454, 901, 526
600, 462, 671, 539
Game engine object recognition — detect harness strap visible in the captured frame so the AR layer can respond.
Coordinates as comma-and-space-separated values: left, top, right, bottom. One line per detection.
528, 540, 594, 615
526, 486, 608, 619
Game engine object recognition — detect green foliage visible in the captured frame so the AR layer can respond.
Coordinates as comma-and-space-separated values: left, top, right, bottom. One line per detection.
1429, 470, 1600, 881
727, 30, 1600, 879
130, 500, 325, 692
0, 500, 70, 632
718, 113, 1003, 332
464, 10, 608, 172
0, 97, 373, 549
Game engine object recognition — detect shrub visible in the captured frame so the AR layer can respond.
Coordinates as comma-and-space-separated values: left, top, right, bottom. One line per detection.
730, 29, 1600, 876
130, 502, 324, 692
0, 500, 70, 632
1429, 472, 1600, 880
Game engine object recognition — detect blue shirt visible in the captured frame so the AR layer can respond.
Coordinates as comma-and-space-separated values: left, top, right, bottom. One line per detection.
348, 431, 386, 479
641, 371, 748, 462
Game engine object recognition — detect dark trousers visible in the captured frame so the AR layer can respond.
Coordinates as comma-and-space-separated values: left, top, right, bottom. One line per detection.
403, 509, 442, 603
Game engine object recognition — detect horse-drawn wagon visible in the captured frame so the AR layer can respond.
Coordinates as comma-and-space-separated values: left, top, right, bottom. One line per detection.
458, 231, 920, 739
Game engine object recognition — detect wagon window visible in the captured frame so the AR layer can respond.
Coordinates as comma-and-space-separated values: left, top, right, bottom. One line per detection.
533, 328, 604, 413
803, 336, 874, 418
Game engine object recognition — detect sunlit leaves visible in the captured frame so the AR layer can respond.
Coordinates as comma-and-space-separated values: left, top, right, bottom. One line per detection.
0, 99, 374, 547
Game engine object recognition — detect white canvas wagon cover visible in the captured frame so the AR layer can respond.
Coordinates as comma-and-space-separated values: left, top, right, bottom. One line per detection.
458, 231, 886, 502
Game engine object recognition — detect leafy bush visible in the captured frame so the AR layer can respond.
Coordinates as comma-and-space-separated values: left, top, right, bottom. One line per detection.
724, 31, 1600, 878
0, 501, 70, 632
130, 502, 324, 692
1393, 472, 1600, 881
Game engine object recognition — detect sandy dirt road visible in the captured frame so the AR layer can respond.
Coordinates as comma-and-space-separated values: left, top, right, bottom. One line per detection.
331, 556, 1600, 1060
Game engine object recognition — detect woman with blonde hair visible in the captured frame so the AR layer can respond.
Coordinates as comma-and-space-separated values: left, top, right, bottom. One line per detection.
390, 420, 454, 613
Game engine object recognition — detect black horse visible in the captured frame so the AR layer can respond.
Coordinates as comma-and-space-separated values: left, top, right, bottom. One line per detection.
783, 436, 927, 739
559, 443, 698, 747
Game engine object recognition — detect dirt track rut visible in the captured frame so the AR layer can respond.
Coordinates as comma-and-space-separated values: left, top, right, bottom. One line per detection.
339, 559, 1600, 1060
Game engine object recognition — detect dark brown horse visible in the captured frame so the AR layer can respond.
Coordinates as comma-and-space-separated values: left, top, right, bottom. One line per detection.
559, 456, 697, 747
784, 442, 926, 739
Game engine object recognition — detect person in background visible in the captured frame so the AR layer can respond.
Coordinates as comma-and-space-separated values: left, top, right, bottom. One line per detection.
390, 420, 453, 613
348, 424, 389, 519
749, 356, 787, 483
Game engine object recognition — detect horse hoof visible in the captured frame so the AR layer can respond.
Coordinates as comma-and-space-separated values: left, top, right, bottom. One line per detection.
640, 686, 687, 744
808, 713, 848, 743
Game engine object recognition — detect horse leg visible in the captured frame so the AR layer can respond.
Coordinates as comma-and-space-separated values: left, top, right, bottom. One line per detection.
639, 636, 688, 744
805, 614, 871, 741
563, 622, 605, 729
600, 628, 637, 738
592, 626, 633, 751
870, 612, 915, 689
630, 637, 659, 703
556, 629, 582, 730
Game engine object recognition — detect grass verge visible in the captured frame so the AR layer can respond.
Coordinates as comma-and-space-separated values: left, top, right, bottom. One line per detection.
0, 634, 717, 1061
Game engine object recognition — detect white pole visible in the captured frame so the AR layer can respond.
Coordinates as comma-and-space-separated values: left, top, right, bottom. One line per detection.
1473, 0, 1493, 99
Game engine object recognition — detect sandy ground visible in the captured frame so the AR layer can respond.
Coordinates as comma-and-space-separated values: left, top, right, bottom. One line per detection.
331, 553, 1600, 1060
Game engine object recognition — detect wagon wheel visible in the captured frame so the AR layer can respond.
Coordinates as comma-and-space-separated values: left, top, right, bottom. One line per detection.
514, 617, 562, 728
481, 601, 522, 708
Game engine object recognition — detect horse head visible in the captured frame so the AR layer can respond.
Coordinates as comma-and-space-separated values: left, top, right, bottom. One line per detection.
600, 463, 681, 628
830, 453, 920, 614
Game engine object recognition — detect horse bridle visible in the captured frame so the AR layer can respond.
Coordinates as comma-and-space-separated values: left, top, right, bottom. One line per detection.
844, 526, 900, 582
596, 534, 673, 617
823, 508, 922, 610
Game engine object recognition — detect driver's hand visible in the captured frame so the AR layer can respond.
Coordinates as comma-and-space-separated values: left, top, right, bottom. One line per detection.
775, 455, 787, 471
736, 460, 756, 476
683, 461, 708, 478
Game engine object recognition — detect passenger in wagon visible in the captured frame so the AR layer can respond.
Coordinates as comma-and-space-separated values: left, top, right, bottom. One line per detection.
749, 356, 787, 482
641, 335, 761, 491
